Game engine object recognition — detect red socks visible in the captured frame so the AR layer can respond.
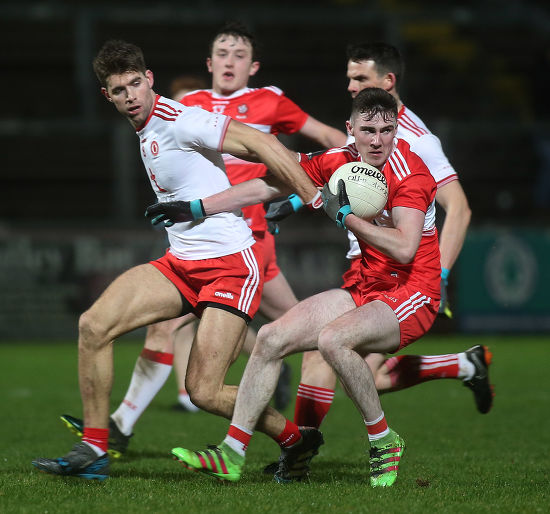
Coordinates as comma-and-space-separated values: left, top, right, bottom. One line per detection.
385, 354, 459, 389
82, 427, 108, 454
274, 419, 302, 448
293, 383, 335, 428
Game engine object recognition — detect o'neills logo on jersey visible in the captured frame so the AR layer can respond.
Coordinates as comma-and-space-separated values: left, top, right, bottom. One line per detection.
215, 291, 234, 299
350, 165, 387, 186
151, 141, 159, 156
237, 104, 248, 114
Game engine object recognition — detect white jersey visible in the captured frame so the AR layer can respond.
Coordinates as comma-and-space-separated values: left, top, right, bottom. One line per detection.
346, 104, 457, 259
137, 95, 255, 260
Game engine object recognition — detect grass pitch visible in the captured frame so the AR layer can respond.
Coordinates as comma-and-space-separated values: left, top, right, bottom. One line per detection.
1, 335, 549, 513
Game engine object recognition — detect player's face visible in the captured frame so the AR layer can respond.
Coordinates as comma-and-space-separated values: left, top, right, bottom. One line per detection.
348, 112, 397, 169
347, 60, 387, 98
102, 70, 155, 129
207, 35, 259, 95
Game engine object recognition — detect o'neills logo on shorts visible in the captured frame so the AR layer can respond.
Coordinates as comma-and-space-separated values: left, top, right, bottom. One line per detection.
215, 291, 234, 299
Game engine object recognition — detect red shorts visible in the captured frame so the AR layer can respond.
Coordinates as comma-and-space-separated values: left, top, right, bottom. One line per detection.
341, 257, 362, 289
151, 244, 263, 322
253, 230, 280, 283
344, 272, 439, 352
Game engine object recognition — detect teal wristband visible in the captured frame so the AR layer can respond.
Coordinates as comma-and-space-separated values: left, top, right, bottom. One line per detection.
336, 205, 352, 229
190, 199, 206, 220
288, 194, 304, 212
441, 267, 450, 285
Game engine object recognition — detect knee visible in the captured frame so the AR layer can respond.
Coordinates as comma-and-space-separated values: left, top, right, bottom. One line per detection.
185, 377, 219, 414
78, 309, 107, 351
317, 325, 342, 364
255, 322, 288, 361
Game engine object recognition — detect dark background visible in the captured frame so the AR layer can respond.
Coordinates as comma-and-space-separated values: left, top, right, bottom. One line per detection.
1, 0, 549, 338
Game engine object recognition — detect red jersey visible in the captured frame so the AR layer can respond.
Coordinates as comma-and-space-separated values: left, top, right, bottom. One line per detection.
181, 86, 309, 233
300, 139, 441, 297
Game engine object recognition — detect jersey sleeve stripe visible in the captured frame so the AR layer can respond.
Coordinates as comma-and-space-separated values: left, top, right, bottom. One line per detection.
217, 116, 232, 153
399, 114, 429, 137
436, 174, 458, 188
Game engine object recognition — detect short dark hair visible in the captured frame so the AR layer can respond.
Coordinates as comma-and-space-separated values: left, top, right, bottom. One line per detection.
209, 20, 260, 61
346, 42, 404, 90
350, 87, 398, 125
93, 40, 147, 88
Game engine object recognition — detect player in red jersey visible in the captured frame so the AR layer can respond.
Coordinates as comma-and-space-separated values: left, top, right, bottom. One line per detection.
268, 42, 491, 435
155, 88, 439, 487
32, 39, 323, 481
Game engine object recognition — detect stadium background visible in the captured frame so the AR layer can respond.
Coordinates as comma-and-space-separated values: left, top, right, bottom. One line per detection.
1, 0, 549, 339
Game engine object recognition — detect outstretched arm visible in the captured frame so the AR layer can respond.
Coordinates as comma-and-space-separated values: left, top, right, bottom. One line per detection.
222, 119, 319, 205
202, 175, 291, 215
144, 175, 292, 226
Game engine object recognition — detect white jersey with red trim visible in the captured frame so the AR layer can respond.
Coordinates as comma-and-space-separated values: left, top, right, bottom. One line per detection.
302, 139, 440, 296
346, 104, 457, 259
181, 86, 309, 232
137, 95, 254, 260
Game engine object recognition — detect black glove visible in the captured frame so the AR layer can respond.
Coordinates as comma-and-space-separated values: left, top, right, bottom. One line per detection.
321, 180, 352, 229
264, 194, 304, 234
265, 194, 304, 222
144, 199, 205, 227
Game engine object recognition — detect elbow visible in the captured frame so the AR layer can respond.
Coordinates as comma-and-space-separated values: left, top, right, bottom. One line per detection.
395, 244, 418, 264
396, 252, 415, 265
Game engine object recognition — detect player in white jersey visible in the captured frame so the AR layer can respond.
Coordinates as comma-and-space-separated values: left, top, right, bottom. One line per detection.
265, 42, 492, 438
32, 39, 323, 481
57, 22, 347, 458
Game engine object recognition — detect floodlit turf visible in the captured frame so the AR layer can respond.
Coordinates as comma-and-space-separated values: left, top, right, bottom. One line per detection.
1, 335, 549, 513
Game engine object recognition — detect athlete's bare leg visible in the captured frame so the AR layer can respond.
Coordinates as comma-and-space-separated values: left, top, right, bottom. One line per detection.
258, 272, 298, 320
78, 263, 185, 430
231, 289, 356, 433
365, 353, 394, 391
174, 271, 297, 404
144, 315, 195, 353
316, 300, 400, 422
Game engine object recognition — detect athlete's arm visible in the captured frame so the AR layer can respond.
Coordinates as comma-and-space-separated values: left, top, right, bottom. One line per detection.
299, 116, 348, 149
322, 181, 424, 263
222, 119, 319, 205
435, 180, 471, 271
144, 175, 292, 226
345, 207, 425, 264
202, 175, 291, 215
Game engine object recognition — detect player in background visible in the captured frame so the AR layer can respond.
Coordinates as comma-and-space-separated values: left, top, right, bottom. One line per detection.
266, 42, 491, 435
155, 87, 440, 487
174, 21, 346, 412
32, 38, 323, 481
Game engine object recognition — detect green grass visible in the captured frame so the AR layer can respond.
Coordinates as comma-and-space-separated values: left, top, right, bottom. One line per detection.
1, 335, 549, 513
